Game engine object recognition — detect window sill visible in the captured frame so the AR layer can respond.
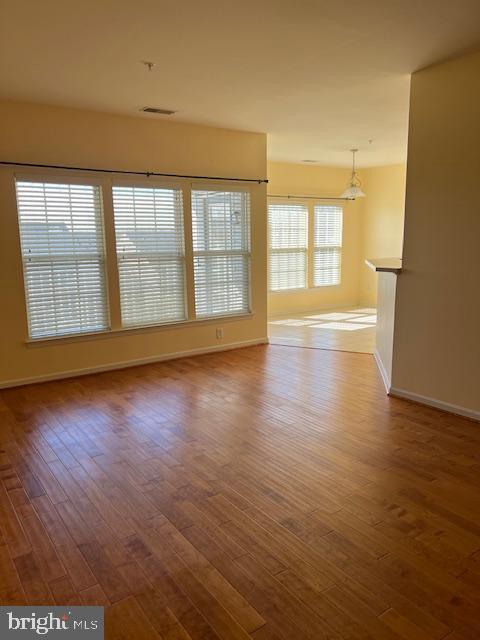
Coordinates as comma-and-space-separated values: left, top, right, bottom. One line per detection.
269, 287, 308, 294
25, 312, 254, 347
269, 284, 341, 294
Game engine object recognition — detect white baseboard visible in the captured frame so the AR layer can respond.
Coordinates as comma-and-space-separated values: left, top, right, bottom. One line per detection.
373, 349, 391, 393
389, 387, 480, 422
373, 351, 478, 421
0, 338, 269, 389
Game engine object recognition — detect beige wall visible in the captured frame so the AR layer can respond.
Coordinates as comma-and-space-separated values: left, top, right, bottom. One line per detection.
359, 164, 406, 306
267, 161, 363, 315
266, 161, 406, 315
391, 51, 480, 415
0, 100, 268, 386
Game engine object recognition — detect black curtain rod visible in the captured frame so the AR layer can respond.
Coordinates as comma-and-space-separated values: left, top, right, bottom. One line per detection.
268, 193, 350, 201
0, 161, 268, 184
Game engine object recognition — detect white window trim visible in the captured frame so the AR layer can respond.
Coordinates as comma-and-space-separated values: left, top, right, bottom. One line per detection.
191, 188, 252, 319
313, 203, 343, 288
15, 175, 112, 340
25, 311, 255, 345
13, 171, 256, 342
268, 198, 344, 292
268, 199, 308, 292
111, 181, 188, 329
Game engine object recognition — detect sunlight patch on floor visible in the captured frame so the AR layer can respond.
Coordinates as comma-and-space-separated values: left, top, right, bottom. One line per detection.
309, 321, 372, 331
350, 314, 377, 324
268, 307, 377, 354
305, 312, 363, 321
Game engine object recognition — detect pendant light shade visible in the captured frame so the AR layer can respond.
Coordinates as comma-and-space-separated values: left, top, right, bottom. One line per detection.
340, 184, 366, 199
340, 148, 366, 200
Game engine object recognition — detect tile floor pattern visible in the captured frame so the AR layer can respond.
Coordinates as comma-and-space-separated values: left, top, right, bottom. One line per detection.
268, 308, 377, 354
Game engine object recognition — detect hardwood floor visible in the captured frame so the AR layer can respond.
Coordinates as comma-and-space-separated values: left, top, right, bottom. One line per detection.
0, 344, 479, 639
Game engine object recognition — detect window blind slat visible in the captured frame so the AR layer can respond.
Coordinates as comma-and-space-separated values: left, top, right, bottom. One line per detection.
112, 186, 186, 327
268, 203, 307, 291
314, 205, 343, 287
191, 190, 250, 317
15, 181, 109, 339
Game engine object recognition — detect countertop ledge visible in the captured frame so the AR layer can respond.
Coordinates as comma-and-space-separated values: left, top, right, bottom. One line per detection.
365, 258, 402, 274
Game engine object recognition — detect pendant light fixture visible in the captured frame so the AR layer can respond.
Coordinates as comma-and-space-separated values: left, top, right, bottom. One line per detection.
340, 148, 366, 200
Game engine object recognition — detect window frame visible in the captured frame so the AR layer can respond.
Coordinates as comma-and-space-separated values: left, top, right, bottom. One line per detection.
15, 173, 111, 340
191, 184, 252, 319
268, 200, 309, 292
13, 171, 255, 344
268, 198, 343, 293
111, 179, 189, 329
313, 203, 343, 288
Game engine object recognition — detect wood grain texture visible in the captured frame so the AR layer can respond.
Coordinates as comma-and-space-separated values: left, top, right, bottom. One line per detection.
0, 344, 479, 639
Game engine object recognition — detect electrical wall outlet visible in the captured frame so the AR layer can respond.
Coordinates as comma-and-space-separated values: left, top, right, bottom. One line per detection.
216, 327, 224, 339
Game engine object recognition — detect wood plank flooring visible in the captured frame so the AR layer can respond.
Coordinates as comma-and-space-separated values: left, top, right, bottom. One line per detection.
0, 344, 479, 639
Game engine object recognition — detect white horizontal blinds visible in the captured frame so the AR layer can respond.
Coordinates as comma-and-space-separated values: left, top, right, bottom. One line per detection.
268, 202, 308, 290
15, 180, 108, 339
314, 204, 343, 286
192, 189, 250, 318
112, 186, 186, 327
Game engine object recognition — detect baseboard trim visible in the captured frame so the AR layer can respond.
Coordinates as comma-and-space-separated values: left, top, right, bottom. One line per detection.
373, 349, 391, 393
389, 387, 480, 422
0, 338, 269, 389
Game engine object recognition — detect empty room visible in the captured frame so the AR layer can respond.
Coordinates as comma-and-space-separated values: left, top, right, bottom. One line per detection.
0, 1, 479, 639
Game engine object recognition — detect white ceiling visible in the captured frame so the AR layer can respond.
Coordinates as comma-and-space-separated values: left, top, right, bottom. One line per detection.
1, 0, 480, 167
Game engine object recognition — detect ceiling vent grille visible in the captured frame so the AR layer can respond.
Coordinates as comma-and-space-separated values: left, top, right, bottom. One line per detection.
141, 107, 176, 115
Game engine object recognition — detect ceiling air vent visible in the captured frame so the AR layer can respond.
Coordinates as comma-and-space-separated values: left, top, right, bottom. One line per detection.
141, 107, 176, 115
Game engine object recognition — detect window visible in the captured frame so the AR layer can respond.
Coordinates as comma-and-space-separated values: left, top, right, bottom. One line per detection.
191, 189, 250, 317
112, 185, 186, 327
15, 180, 108, 339
314, 204, 342, 286
14, 178, 254, 339
268, 202, 308, 291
